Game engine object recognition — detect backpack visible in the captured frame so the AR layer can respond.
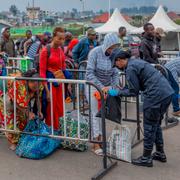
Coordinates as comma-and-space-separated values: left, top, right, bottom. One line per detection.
34, 44, 51, 71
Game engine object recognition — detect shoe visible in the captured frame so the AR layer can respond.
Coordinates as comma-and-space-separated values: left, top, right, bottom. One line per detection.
167, 117, 178, 123
132, 156, 153, 167
172, 110, 180, 117
152, 152, 167, 163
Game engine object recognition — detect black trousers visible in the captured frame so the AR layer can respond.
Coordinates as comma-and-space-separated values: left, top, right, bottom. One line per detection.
143, 96, 172, 151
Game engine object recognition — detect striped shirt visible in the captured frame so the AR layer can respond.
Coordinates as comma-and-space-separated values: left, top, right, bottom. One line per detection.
86, 33, 120, 89
165, 58, 180, 83
27, 41, 41, 59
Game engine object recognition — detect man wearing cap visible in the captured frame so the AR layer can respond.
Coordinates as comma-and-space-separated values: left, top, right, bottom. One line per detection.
72, 28, 97, 65
0, 27, 16, 57
109, 48, 174, 167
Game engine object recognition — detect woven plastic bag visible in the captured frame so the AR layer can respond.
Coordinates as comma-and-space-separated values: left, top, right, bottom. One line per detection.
16, 118, 61, 159
59, 110, 89, 152
107, 125, 131, 163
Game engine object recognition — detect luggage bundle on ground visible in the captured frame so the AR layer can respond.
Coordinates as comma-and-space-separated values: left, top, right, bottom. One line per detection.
59, 110, 89, 152
16, 118, 61, 159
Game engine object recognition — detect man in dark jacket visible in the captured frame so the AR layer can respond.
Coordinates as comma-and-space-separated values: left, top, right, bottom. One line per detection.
72, 29, 97, 65
139, 23, 159, 64
0, 27, 16, 57
109, 49, 174, 167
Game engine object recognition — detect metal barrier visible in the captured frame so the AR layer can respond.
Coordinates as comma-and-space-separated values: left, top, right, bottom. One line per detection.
0, 76, 117, 180
162, 51, 180, 58
159, 51, 180, 65
65, 58, 75, 69
6, 57, 34, 74
78, 60, 87, 69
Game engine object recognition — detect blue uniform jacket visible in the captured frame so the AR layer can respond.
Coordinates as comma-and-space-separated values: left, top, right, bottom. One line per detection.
119, 59, 174, 109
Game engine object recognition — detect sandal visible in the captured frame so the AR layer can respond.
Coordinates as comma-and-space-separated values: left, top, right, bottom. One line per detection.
9, 144, 16, 151
91, 148, 103, 156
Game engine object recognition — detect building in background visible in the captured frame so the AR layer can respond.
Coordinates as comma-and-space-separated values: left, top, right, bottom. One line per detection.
26, 6, 40, 20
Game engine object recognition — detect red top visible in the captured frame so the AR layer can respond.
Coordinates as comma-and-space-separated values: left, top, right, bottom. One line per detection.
40, 47, 66, 79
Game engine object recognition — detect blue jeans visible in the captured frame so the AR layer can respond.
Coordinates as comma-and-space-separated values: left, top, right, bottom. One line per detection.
143, 96, 172, 150
167, 70, 180, 112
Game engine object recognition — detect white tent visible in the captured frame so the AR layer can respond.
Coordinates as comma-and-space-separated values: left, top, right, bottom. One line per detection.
132, 5, 180, 51
132, 5, 180, 33
95, 8, 137, 34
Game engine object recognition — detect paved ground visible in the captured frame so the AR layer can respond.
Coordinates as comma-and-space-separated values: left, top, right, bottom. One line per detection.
0, 103, 180, 180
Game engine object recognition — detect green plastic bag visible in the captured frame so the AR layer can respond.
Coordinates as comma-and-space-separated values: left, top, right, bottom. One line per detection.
59, 111, 89, 152
20, 59, 31, 72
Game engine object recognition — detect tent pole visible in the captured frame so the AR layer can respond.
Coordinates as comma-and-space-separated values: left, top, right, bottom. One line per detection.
178, 32, 180, 52
108, 0, 111, 19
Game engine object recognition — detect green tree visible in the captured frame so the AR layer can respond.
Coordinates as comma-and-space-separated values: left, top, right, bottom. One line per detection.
9, 5, 18, 16
175, 19, 180, 25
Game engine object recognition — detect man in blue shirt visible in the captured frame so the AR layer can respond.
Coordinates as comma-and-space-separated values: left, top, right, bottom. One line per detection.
72, 29, 97, 65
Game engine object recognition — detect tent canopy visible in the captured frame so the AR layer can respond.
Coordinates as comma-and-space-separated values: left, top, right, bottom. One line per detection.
132, 5, 180, 34
95, 8, 137, 34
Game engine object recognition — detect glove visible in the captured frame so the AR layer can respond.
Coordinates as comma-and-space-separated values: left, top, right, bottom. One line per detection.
108, 89, 120, 97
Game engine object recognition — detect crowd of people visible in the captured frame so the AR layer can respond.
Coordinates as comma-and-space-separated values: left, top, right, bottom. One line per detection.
0, 23, 179, 167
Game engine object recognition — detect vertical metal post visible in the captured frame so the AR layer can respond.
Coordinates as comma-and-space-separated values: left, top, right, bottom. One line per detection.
101, 93, 107, 169
88, 84, 92, 141
108, 0, 111, 19
177, 32, 180, 52
3, 80, 7, 130
124, 97, 128, 120
50, 82, 54, 135
77, 84, 80, 139
62, 83, 66, 137
32, 0, 35, 27
13, 80, 17, 130
136, 95, 140, 140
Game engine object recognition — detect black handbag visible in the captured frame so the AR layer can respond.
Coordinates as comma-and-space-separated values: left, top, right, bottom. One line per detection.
96, 96, 121, 124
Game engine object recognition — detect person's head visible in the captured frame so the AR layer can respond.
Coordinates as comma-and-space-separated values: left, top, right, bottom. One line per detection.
87, 28, 97, 41
52, 27, 65, 47
65, 32, 73, 42
143, 23, 155, 37
1, 27, 10, 39
23, 69, 39, 92
119, 27, 127, 38
155, 27, 166, 39
42, 32, 52, 45
102, 33, 120, 56
111, 48, 131, 70
26, 30, 32, 39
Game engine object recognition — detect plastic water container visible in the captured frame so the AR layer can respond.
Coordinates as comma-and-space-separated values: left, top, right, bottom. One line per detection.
20, 58, 31, 72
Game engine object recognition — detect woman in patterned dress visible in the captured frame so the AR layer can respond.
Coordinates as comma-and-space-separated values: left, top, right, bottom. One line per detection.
0, 69, 43, 150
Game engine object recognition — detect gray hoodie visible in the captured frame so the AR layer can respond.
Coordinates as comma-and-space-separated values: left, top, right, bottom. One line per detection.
86, 33, 120, 89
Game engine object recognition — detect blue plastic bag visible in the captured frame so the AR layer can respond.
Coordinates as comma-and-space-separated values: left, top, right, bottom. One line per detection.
16, 118, 61, 159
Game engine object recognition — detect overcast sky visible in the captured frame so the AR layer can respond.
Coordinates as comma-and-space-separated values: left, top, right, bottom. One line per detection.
0, 0, 179, 12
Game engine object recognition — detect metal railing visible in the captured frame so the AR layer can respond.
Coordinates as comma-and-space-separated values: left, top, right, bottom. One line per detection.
0, 76, 117, 180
